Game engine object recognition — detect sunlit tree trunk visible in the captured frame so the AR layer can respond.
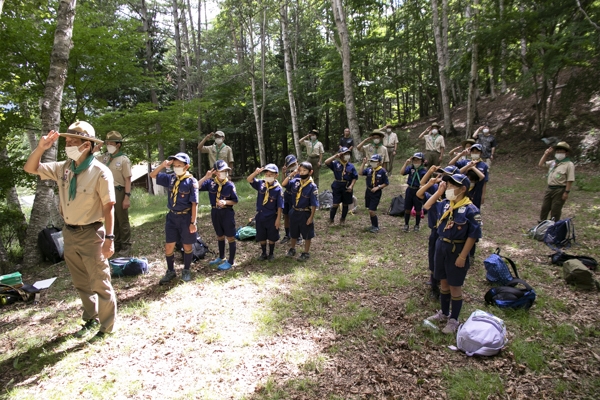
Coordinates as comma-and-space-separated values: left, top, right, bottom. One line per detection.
172, 0, 184, 99
431, 0, 453, 134
465, 0, 479, 138
499, 0, 507, 93
0, 148, 27, 248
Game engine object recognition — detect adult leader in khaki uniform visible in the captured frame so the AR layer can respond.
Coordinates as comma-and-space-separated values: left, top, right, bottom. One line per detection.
418, 122, 445, 166
24, 121, 117, 340
95, 131, 132, 257
538, 141, 575, 222
356, 130, 390, 171
197, 130, 235, 171
299, 129, 325, 188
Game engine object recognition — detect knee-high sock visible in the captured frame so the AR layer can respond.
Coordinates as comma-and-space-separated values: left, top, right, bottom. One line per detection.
218, 240, 225, 259
415, 213, 421, 226
440, 290, 451, 316
183, 250, 193, 270
404, 213, 411, 225
228, 241, 236, 264
261, 243, 267, 255
269, 243, 275, 255
166, 253, 175, 271
329, 206, 338, 221
370, 215, 378, 227
450, 296, 463, 320
341, 205, 349, 220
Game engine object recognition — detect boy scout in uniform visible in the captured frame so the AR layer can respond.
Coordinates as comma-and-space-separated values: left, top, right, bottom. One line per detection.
356, 130, 390, 171
538, 141, 575, 222
418, 122, 445, 166
24, 121, 117, 341
324, 147, 358, 224
198, 130, 235, 171
360, 154, 389, 233
400, 152, 427, 232
299, 129, 324, 188
95, 131, 132, 257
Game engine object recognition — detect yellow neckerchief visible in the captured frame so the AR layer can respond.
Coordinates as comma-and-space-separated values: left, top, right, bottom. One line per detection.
295, 177, 314, 206
262, 180, 279, 206
339, 160, 348, 180
215, 176, 229, 200
371, 165, 382, 187
171, 171, 193, 208
436, 196, 472, 228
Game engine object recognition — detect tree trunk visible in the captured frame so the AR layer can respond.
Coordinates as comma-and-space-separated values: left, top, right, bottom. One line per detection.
195, 0, 204, 177
519, 4, 528, 75
23, 0, 76, 268
331, 0, 361, 160
248, 12, 266, 166
172, 0, 184, 99
0, 0, 4, 17
180, 0, 193, 98
499, 0, 507, 93
280, 1, 301, 158
488, 50, 496, 100
0, 148, 27, 248
465, 0, 479, 138
431, 0, 453, 134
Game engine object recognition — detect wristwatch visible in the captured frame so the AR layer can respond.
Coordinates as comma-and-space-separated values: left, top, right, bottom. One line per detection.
105, 235, 115, 240
191, 221, 197, 225
125, 192, 131, 197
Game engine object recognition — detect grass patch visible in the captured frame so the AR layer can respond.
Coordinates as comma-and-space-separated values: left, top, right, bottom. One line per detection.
511, 338, 546, 372
443, 367, 505, 400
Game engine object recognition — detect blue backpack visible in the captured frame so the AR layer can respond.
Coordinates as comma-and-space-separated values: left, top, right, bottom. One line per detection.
110, 257, 149, 277
543, 218, 575, 251
484, 248, 518, 285
485, 279, 537, 310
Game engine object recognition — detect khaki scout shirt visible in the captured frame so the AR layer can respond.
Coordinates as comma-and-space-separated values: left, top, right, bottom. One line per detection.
383, 132, 398, 148
425, 133, 445, 153
201, 144, 234, 167
38, 159, 115, 225
545, 160, 575, 186
96, 153, 132, 187
303, 140, 324, 157
362, 144, 390, 163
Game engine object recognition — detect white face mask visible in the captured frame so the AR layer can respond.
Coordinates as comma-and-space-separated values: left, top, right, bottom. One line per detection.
471, 153, 481, 160
445, 188, 458, 201
106, 145, 117, 154
65, 144, 86, 161
373, 138, 381, 144
343, 155, 351, 162
264, 176, 275, 184
173, 167, 186, 176
483, 129, 490, 134
215, 138, 224, 145
413, 162, 422, 167
431, 129, 438, 134
555, 153, 566, 161
288, 165, 297, 172
386, 129, 391, 133
310, 135, 317, 141
218, 171, 228, 180
370, 162, 379, 168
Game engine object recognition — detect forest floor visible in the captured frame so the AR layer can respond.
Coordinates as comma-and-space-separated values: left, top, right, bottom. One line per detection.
1, 147, 599, 399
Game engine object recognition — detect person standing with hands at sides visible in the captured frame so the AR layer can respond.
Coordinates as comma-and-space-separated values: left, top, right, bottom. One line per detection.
382, 125, 399, 175
299, 129, 324, 188
418, 122, 445, 167
360, 154, 389, 233
400, 152, 427, 232
198, 160, 239, 271
424, 174, 482, 334
149, 153, 199, 284
356, 130, 390, 170
197, 130, 235, 172
281, 162, 319, 261
538, 141, 575, 222
339, 128, 354, 152
472, 124, 497, 168
247, 164, 284, 261
324, 147, 358, 225
94, 131, 133, 257
24, 121, 117, 341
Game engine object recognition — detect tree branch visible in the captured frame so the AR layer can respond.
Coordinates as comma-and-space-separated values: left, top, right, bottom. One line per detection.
576, 0, 600, 31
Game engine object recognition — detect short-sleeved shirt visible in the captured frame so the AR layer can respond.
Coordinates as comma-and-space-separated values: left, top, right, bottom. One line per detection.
425, 134, 445, 153
251, 179, 284, 218
383, 132, 399, 148
96, 153, 132, 187
545, 160, 575, 186
476, 135, 497, 159
38, 159, 115, 225
456, 159, 489, 207
156, 172, 199, 212
435, 200, 482, 241
201, 144, 234, 167
362, 144, 389, 163
424, 187, 440, 229
199, 178, 238, 207
328, 160, 358, 182
363, 167, 389, 189
403, 165, 427, 188
303, 140, 324, 157
339, 136, 354, 149
285, 178, 319, 209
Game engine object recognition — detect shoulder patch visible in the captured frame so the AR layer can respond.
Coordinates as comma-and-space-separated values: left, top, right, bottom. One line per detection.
458, 206, 466, 213
473, 213, 482, 223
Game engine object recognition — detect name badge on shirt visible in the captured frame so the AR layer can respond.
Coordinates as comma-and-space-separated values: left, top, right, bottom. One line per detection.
63, 169, 71, 181
458, 207, 466, 213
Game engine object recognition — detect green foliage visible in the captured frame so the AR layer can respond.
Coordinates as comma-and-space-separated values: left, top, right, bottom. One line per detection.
443, 367, 505, 400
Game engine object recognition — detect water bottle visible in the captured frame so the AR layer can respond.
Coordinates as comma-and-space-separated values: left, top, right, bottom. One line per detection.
0, 295, 18, 306
422, 319, 439, 331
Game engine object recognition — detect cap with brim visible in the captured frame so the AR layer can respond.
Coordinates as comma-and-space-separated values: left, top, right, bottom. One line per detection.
431, 122, 440, 128
370, 130, 384, 137
461, 138, 476, 147
437, 165, 459, 175
168, 152, 191, 165
213, 159, 231, 171
338, 147, 350, 154
285, 155, 297, 167
470, 144, 483, 152
105, 131, 123, 143
310, 129, 319, 135
553, 141, 571, 152
214, 130, 225, 138
59, 121, 103, 144
369, 154, 382, 162
412, 152, 424, 160
263, 163, 279, 174
448, 173, 471, 189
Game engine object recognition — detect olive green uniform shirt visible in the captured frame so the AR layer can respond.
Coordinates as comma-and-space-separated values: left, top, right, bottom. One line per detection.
96, 153, 132, 187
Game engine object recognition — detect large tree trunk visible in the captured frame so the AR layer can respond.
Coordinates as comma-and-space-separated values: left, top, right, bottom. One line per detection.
248, 10, 266, 166
172, 0, 184, 99
280, 1, 301, 158
465, 0, 479, 138
23, 0, 76, 268
431, 0, 453, 134
499, 0, 507, 93
331, 0, 360, 160
0, 148, 27, 248
0, 0, 4, 16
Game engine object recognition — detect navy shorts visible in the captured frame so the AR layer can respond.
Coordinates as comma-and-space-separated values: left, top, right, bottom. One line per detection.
211, 207, 236, 238
289, 209, 315, 240
433, 239, 470, 286
404, 187, 423, 212
165, 212, 197, 245
365, 190, 382, 211
331, 182, 353, 205
428, 230, 438, 273
283, 195, 292, 216
255, 214, 280, 242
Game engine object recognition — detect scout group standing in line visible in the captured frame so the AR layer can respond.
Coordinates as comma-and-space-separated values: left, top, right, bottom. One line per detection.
23, 121, 575, 339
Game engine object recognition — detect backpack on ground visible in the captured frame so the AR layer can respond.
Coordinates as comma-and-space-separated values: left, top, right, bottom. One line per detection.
235, 226, 256, 241
110, 257, 149, 277
528, 219, 554, 241
176, 235, 213, 261
453, 310, 508, 357
0, 283, 40, 304
484, 248, 519, 285
388, 195, 405, 216
563, 259, 600, 290
37, 224, 64, 263
549, 252, 597, 270
484, 278, 537, 310
544, 218, 575, 251
319, 190, 333, 210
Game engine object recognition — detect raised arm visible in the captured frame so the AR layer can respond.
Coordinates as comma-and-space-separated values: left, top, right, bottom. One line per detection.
24, 130, 60, 175
538, 147, 553, 167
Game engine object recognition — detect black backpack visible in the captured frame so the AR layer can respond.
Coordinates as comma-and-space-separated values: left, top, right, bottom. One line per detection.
543, 218, 575, 251
37, 225, 64, 263
549, 251, 597, 271
0, 283, 41, 305
177, 235, 213, 263
110, 257, 149, 277
388, 195, 405, 216
484, 279, 537, 310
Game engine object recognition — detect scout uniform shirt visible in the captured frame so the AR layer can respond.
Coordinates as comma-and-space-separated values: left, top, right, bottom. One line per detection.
435, 200, 482, 243
37, 159, 115, 225
156, 172, 199, 212
383, 131, 399, 149
455, 159, 489, 207
363, 166, 389, 189
545, 159, 575, 187
303, 139, 324, 158
403, 165, 427, 188
425, 132, 445, 153
328, 160, 359, 184
251, 179, 284, 219
97, 153, 132, 187
362, 144, 390, 163
199, 178, 239, 207
200, 143, 234, 167
285, 178, 319, 210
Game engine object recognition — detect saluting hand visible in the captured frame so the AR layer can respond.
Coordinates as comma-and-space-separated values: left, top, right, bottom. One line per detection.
203, 168, 215, 180
38, 130, 60, 150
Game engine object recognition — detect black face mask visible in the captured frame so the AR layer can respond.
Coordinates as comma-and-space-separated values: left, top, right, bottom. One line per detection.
299, 174, 310, 180
442, 175, 451, 182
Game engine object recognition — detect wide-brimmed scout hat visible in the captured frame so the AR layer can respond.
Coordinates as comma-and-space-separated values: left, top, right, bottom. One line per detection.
168, 152, 191, 165
105, 131, 123, 143
338, 147, 351, 154
553, 141, 571, 152
369, 154, 383, 162
309, 129, 319, 136
448, 173, 471, 189
430, 122, 440, 128
370, 129, 384, 138
59, 121, 103, 144
213, 159, 231, 171
214, 130, 225, 138
263, 163, 279, 174
462, 138, 476, 147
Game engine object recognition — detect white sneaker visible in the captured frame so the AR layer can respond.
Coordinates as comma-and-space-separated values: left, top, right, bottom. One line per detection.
427, 310, 449, 323
442, 318, 460, 335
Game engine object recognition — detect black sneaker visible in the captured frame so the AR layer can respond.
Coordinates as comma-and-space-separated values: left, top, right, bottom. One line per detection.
267, 254, 275, 261
74, 319, 100, 338
181, 269, 192, 282
259, 253, 268, 261
298, 252, 310, 262
159, 270, 177, 285
414, 225, 420, 232
286, 248, 296, 258
88, 330, 111, 343
280, 236, 291, 244
403, 225, 409, 232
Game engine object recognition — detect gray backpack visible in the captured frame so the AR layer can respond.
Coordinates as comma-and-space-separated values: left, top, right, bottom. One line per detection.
563, 259, 600, 290
529, 220, 554, 241
318, 190, 333, 210
451, 310, 508, 357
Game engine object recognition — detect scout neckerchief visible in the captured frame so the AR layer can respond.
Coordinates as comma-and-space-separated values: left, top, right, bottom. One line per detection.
549, 157, 571, 175
371, 165, 382, 187
104, 150, 123, 166
295, 177, 314, 206
262, 180, 279, 206
339, 159, 348, 180
409, 165, 424, 186
310, 139, 318, 155
69, 154, 95, 201
171, 171, 193, 208
214, 142, 226, 159
215, 175, 228, 201
436, 196, 472, 229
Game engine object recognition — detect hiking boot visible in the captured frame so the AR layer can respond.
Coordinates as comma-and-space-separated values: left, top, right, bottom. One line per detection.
267, 254, 275, 261
286, 248, 296, 258
259, 253, 268, 261
74, 319, 99, 338
159, 270, 177, 285
369, 226, 380, 233
217, 261, 233, 271
280, 236, 291, 244
117, 246, 131, 257
298, 252, 310, 262
414, 225, 420, 232
426, 310, 449, 324
442, 318, 460, 335
181, 269, 192, 282
208, 257, 223, 267
88, 330, 111, 343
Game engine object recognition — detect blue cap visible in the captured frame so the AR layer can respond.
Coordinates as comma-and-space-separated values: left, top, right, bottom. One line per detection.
438, 165, 459, 175
338, 147, 350, 154
285, 154, 297, 167
448, 173, 471, 189
470, 144, 483, 152
263, 163, 279, 174
168, 152, 190, 165
369, 154, 382, 162
213, 159, 231, 171
412, 152, 425, 160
